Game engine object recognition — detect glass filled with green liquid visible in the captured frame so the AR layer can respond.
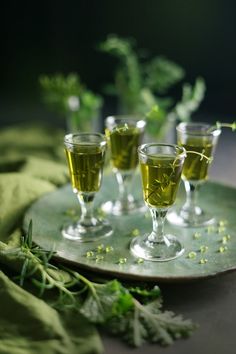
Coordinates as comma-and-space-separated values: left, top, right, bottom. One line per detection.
167, 122, 221, 227
102, 115, 146, 215
130, 143, 186, 261
62, 133, 113, 241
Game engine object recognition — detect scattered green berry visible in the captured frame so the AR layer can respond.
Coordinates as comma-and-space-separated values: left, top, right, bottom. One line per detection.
193, 232, 201, 239
131, 228, 140, 236
199, 258, 208, 264
200, 245, 209, 253
188, 251, 197, 259
118, 257, 127, 264
218, 220, 228, 227
221, 235, 231, 244
226, 234, 231, 240
86, 251, 94, 258
95, 255, 104, 262
218, 246, 228, 253
105, 245, 114, 253
97, 244, 104, 253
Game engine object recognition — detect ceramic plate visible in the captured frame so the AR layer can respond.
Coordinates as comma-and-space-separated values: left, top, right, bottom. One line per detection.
23, 175, 236, 282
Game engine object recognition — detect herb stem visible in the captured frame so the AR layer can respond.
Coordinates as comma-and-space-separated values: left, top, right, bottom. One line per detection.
186, 150, 212, 163
19, 248, 77, 302
217, 123, 234, 129
5, 221, 196, 348
63, 267, 100, 299
207, 121, 236, 133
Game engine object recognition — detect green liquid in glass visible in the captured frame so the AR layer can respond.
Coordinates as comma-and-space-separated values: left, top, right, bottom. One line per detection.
107, 126, 143, 170
180, 138, 213, 181
140, 156, 183, 208
65, 145, 105, 193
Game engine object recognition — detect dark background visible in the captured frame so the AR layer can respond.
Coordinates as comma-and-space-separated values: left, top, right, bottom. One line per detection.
0, 0, 236, 127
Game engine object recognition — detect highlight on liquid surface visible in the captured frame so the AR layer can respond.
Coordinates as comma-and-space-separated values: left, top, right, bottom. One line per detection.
65, 144, 105, 193
140, 156, 183, 208
179, 138, 213, 181
107, 125, 144, 170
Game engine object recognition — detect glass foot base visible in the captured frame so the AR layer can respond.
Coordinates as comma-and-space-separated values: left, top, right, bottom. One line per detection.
62, 219, 113, 242
130, 234, 184, 262
101, 199, 146, 216
167, 208, 215, 228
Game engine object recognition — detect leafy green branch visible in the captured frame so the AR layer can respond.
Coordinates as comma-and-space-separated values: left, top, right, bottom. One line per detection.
145, 77, 206, 137
1, 221, 196, 348
64, 267, 196, 347
173, 77, 206, 122
39, 73, 103, 132
143, 56, 185, 95
99, 35, 142, 114
99, 35, 206, 138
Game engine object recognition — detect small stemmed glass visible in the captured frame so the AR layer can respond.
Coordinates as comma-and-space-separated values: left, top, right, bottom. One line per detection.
102, 115, 146, 215
130, 143, 186, 261
62, 133, 113, 241
167, 122, 221, 227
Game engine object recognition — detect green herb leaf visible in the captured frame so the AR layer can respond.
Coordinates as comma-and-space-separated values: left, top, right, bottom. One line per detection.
144, 56, 185, 94
99, 35, 142, 113
5, 221, 197, 348
39, 73, 102, 131
129, 285, 161, 302
80, 280, 133, 323
107, 299, 196, 347
146, 104, 166, 136
174, 77, 206, 121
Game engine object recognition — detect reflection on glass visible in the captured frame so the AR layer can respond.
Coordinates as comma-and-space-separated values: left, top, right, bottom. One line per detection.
62, 133, 113, 241
102, 115, 146, 215
167, 122, 221, 227
130, 143, 186, 261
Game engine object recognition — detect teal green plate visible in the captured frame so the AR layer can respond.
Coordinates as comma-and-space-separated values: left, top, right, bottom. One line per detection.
24, 175, 236, 282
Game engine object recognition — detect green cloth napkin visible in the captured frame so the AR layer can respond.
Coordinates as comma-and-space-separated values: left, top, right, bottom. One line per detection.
0, 271, 102, 354
0, 125, 104, 354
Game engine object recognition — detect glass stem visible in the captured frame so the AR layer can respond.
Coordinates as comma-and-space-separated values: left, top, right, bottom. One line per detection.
77, 193, 96, 226
183, 181, 200, 213
115, 171, 134, 205
149, 208, 168, 243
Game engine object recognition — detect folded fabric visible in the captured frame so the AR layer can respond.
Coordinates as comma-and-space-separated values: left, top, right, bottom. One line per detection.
0, 271, 103, 354
0, 173, 55, 241
0, 124, 64, 162
0, 125, 104, 354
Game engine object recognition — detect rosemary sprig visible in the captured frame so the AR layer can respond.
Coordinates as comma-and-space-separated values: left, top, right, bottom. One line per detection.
8, 221, 80, 307
1, 221, 196, 347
